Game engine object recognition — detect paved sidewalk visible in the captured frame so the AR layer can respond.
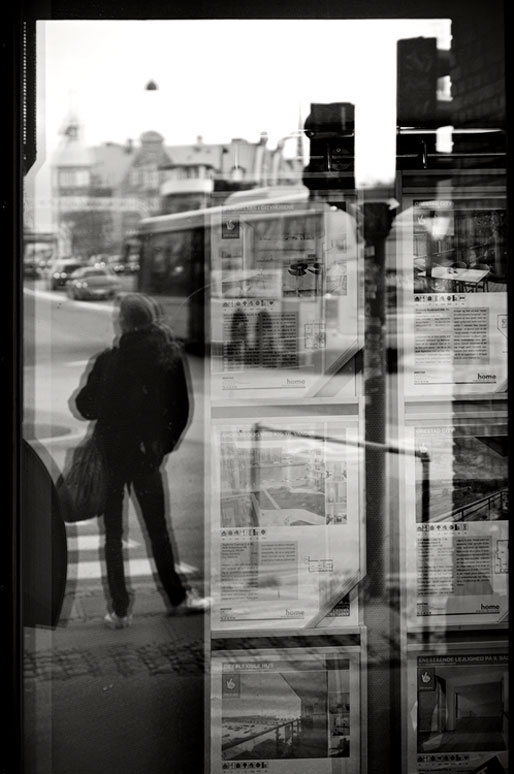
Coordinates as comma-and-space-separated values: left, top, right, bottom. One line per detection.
24, 585, 208, 774
27, 588, 207, 676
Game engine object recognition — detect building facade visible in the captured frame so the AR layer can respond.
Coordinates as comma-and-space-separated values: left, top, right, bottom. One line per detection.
50, 117, 303, 259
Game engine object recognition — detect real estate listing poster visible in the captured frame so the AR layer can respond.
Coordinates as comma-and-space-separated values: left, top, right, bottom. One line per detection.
209, 197, 362, 403
406, 643, 508, 774
210, 417, 363, 632
211, 642, 361, 773
395, 197, 508, 397
403, 421, 508, 629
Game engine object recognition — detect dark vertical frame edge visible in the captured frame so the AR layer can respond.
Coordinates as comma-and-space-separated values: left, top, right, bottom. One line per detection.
4, 3, 22, 772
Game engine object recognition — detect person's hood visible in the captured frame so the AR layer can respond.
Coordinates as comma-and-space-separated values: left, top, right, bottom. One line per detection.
117, 324, 180, 374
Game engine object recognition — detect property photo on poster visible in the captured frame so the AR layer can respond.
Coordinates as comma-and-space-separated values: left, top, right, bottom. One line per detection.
211, 644, 361, 773
407, 645, 508, 774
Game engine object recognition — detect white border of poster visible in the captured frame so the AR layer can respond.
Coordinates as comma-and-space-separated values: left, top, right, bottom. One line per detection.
208, 192, 363, 404
394, 194, 507, 398
210, 415, 363, 633
402, 418, 508, 630
211, 641, 361, 773
406, 641, 508, 774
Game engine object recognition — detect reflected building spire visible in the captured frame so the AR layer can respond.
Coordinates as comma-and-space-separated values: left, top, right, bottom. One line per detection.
58, 89, 82, 141
54, 97, 90, 167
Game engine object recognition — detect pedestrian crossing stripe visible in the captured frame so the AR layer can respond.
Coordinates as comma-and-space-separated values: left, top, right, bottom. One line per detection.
64, 360, 91, 368
65, 535, 197, 580
67, 535, 139, 550
70, 559, 197, 581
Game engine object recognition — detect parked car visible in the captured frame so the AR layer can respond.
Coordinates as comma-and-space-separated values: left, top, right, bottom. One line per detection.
37, 257, 54, 276
50, 260, 84, 290
87, 254, 109, 265
24, 261, 42, 279
107, 255, 126, 274
65, 266, 121, 301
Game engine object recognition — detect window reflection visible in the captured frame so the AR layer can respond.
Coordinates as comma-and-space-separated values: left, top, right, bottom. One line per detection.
21, 13, 507, 774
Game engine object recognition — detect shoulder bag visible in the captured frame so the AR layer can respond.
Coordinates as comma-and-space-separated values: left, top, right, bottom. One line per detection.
57, 429, 108, 523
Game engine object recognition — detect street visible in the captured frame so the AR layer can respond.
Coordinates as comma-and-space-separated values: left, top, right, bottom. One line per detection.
22, 280, 209, 774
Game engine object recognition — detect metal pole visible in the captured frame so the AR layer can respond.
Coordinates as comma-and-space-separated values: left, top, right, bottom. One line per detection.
420, 451, 431, 523
362, 198, 398, 774
362, 200, 391, 595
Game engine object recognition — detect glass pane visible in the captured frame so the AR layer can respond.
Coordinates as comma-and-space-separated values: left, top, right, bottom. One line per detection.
21, 11, 507, 774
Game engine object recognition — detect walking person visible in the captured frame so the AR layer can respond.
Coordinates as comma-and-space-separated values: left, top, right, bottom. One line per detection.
73, 292, 210, 628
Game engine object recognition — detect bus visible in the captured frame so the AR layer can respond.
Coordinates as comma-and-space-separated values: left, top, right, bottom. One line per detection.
130, 186, 363, 398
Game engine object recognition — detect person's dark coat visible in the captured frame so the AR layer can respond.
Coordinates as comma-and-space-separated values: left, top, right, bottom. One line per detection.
75, 323, 191, 472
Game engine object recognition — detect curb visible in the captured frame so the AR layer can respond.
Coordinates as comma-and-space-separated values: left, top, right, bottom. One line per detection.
60, 589, 165, 624
59, 582, 204, 623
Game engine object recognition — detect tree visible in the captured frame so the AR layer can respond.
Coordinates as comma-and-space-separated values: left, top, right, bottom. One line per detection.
60, 209, 114, 257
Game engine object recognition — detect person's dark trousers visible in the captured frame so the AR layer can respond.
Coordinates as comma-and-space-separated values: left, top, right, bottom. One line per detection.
103, 463, 188, 617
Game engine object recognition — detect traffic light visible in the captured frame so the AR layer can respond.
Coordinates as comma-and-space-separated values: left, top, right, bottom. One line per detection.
397, 37, 451, 128
302, 102, 355, 197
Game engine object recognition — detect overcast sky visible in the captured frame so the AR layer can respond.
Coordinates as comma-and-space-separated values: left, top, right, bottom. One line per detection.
37, 18, 451, 168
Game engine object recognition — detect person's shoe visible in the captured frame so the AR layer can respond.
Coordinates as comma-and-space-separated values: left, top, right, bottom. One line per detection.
171, 589, 212, 615
104, 611, 133, 629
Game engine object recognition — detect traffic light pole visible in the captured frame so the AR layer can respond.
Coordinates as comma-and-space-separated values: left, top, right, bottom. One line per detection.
361, 197, 400, 774
362, 199, 392, 595
302, 102, 400, 772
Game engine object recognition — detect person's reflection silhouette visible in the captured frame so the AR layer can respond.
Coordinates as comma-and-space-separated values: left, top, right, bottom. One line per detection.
253, 309, 277, 368
227, 308, 249, 366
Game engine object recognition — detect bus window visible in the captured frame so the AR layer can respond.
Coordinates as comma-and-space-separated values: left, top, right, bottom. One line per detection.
144, 231, 192, 295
